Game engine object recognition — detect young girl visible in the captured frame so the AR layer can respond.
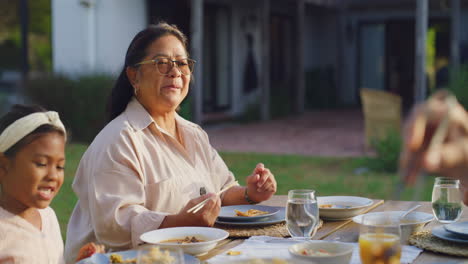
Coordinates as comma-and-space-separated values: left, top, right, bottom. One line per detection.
0, 105, 103, 263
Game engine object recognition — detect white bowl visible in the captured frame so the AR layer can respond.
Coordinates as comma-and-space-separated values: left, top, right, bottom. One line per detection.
353, 211, 434, 243
317, 196, 373, 220
222, 258, 301, 264
140, 227, 229, 256
289, 241, 354, 264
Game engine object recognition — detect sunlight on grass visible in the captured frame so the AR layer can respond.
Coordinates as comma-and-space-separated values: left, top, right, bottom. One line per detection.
51, 144, 434, 240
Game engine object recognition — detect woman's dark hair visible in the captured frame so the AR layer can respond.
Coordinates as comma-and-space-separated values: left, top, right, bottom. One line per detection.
0, 104, 66, 158
107, 22, 189, 121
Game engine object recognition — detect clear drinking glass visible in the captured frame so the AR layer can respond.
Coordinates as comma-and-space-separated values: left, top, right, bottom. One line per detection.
286, 189, 319, 239
359, 214, 401, 264
136, 245, 184, 264
432, 177, 463, 223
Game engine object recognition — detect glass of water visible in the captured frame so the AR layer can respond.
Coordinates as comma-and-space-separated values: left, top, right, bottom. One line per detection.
432, 177, 463, 223
286, 189, 319, 239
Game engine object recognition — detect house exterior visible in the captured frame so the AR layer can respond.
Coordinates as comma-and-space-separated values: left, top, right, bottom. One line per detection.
52, 0, 468, 124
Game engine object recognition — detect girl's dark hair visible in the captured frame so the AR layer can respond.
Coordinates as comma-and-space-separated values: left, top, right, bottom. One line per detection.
0, 104, 66, 158
107, 22, 189, 121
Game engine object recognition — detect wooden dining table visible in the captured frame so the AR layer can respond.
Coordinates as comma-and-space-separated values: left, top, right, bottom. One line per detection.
200, 195, 468, 263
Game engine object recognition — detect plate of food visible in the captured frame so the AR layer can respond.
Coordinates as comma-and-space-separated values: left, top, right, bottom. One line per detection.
218, 205, 279, 221
317, 196, 373, 220
215, 206, 285, 226
140, 227, 229, 256
76, 248, 200, 264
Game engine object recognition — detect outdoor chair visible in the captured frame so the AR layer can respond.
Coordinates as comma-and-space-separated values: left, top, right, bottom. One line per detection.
360, 88, 402, 148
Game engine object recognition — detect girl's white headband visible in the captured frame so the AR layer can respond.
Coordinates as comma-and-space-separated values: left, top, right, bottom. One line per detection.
0, 111, 66, 153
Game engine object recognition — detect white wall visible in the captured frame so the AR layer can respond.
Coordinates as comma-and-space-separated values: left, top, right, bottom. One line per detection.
52, 0, 146, 76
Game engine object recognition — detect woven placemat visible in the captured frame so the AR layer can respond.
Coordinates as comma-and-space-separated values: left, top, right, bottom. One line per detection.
215, 219, 323, 238
409, 231, 468, 257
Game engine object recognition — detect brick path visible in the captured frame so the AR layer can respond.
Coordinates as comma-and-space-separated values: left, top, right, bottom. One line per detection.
204, 109, 367, 157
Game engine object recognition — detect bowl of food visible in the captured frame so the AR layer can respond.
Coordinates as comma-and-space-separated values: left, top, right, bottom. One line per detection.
222, 258, 300, 264
289, 241, 354, 264
353, 211, 434, 243
317, 196, 373, 220
140, 227, 229, 256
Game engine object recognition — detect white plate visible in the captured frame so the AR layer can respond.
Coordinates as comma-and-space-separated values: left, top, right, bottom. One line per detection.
216, 207, 285, 226
76, 249, 200, 264
140, 227, 229, 256
432, 225, 468, 244
353, 211, 434, 243
218, 205, 279, 221
444, 221, 468, 238
317, 196, 373, 220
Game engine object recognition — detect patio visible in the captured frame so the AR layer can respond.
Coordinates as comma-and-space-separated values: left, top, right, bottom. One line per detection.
205, 109, 367, 157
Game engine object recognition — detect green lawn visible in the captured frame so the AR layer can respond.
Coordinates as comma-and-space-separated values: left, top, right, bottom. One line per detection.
52, 143, 434, 240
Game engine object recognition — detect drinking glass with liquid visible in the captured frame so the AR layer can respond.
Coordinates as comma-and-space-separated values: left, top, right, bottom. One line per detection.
286, 189, 319, 239
359, 214, 401, 264
432, 177, 463, 223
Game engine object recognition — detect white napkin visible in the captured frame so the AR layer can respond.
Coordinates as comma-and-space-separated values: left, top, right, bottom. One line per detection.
208, 236, 423, 264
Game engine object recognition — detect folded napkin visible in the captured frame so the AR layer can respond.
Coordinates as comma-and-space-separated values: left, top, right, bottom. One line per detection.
208, 236, 422, 264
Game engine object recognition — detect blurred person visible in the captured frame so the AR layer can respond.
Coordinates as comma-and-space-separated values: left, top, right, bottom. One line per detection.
400, 90, 468, 205
65, 22, 277, 262
0, 105, 103, 263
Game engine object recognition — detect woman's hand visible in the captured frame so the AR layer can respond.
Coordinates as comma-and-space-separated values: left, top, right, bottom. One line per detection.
161, 193, 221, 228
245, 163, 277, 203
76, 242, 105, 261
0, 257, 14, 264
401, 90, 468, 204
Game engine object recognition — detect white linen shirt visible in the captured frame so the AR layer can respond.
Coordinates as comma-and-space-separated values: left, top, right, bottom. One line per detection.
65, 97, 236, 263
0, 206, 65, 264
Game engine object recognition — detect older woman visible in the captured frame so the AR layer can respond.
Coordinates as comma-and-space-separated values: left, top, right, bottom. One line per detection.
64, 23, 276, 262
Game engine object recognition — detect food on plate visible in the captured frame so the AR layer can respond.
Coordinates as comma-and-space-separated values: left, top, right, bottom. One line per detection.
109, 253, 127, 263
235, 209, 269, 217
399, 219, 418, 224
160, 236, 204, 244
233, 259, 289, 264
299, 248, 332, 256
226, 250, 241, 256
319, 204, 352, 209
109, 247, 174, 264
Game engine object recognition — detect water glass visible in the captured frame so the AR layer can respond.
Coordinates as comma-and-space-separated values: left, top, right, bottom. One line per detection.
359, 214, 401, 264
286, 189, 319, 239
431, 177, 463, 223
136, 245, 184, 264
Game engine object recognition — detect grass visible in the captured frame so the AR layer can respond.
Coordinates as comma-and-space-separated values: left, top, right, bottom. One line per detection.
51, 143, 434, 240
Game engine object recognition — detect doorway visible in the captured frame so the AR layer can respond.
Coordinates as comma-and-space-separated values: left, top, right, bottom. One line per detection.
202, 4, 232, 113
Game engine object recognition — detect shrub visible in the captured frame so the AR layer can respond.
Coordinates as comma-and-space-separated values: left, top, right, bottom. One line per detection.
25, 74, 114, 143
447, 64, 468, 110
366, 129, 402, 173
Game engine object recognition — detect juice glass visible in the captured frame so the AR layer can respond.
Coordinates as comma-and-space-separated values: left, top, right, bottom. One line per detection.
359, 213, 401, 264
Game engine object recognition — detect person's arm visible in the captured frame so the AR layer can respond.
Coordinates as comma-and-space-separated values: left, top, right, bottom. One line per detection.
401, 90, 468, 204
86, 137, 222, 249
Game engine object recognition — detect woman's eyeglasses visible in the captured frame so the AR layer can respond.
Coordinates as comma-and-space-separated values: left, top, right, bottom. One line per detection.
134, 58, 195, 76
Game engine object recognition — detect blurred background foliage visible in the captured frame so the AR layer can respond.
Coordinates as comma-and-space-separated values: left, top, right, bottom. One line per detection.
25, 74, 114, 143
0, 0, 52, 72
447, 64, 468, 110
